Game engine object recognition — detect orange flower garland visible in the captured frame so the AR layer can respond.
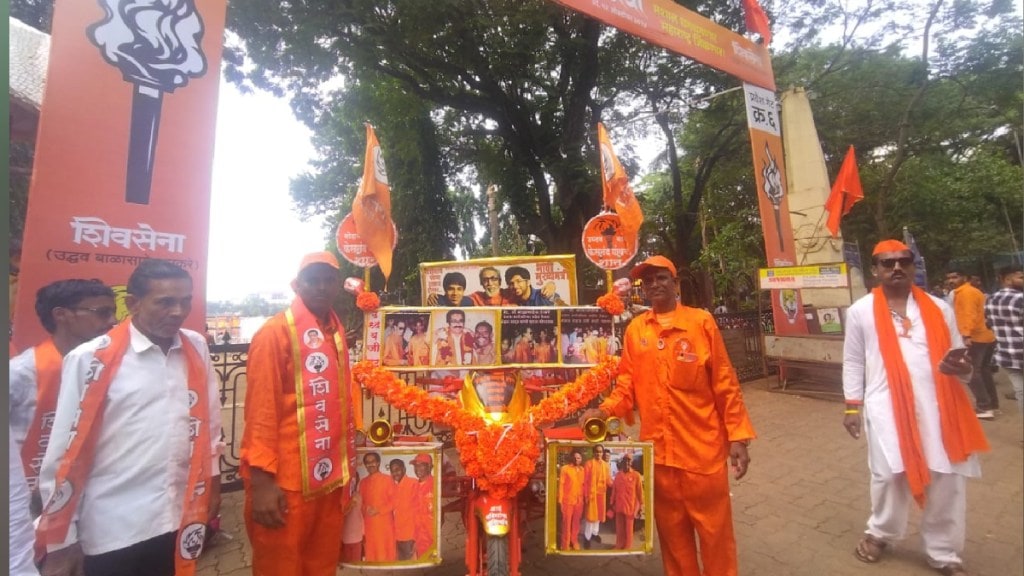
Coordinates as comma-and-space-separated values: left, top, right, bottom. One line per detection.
352, 357, 620, 499
596, 293, 626, 316
356, 292, 381, 312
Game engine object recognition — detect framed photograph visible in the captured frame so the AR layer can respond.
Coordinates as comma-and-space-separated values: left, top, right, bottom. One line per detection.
544, 440, 655, 556
559, 308, 616, 365
342, 444, 444, 569
419, 255, 579, 307
499, 308, 559, 365
817, 307, 842, 334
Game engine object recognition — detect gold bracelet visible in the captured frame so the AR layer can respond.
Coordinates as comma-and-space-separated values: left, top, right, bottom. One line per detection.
844, 409, 860, 415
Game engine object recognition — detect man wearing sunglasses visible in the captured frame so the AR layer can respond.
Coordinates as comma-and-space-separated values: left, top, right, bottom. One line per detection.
9, 279, 117, 513
842, 240, 988, 576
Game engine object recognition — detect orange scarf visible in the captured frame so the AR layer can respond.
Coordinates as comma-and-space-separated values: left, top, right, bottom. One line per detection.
22, 339, 62, 491
36, 320, 211, 575
871, 286, 989, 506
285, 299, 358, 497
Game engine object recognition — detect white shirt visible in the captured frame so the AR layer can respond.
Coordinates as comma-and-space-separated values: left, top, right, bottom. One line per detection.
9, 428, 41, 576
38, 324, 222, 555
842, 292, 979, 477
9, 346, 39, 453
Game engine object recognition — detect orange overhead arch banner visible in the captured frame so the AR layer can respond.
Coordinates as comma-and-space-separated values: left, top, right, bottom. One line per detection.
551, 0, 775, 90
12, 0, 229, 351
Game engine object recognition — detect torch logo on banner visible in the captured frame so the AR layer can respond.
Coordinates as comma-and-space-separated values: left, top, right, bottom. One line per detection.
87, 0, 208, 205
760, 143, 784, 251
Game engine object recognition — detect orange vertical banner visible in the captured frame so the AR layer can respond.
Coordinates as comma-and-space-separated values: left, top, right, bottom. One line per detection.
743, 83, 808, 335
352, 124, 397, 286
12, 0, 229, 351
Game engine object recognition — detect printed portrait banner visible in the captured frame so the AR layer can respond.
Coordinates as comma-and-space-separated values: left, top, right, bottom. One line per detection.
551, 0, 775, 90
366, 307, 615, 371
758, 264, 849, 290
12, 0, 228, 350
545, 440, 655, 556
419, 255, 579, 307
743, 83, 808, 335
346, 444, 443, 568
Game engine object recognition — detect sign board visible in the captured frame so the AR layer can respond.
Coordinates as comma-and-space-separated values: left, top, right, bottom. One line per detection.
758, 264, 850, 290
581, 213, 638, 270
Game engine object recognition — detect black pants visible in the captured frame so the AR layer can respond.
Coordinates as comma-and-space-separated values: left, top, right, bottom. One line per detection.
967, 342, 998, 411
84, 532, 176, 576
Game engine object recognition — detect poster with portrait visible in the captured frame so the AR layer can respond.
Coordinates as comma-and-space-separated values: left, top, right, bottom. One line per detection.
419, 255, 578, 307
499, 308, 559, 365
816, 307, 842, 334
559, 308, 617, 365
343, 444, 443, 569
368, 306, 613, 371
544, 440, 654, 556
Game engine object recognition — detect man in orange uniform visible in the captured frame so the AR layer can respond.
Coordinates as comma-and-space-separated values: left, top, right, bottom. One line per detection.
584, 255, 755, 576
558, 450, 586, 551
360, 452, 397, 561
241, 252, 361, 575
390, 458, 418, 559
610, 455, 644, 550
411, 453, 436, 558
382, 319, 407, 366
406, 318, 431, 366
582, 444, 612, 548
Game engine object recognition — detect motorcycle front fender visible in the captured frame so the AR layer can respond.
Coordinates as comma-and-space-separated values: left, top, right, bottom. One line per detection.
474, 493, 513, 536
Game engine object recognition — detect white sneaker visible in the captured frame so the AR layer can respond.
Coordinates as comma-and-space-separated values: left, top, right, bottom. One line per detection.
975, 410, 995, 420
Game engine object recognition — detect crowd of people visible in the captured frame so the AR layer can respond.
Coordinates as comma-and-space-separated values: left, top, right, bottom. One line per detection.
8, 244, 1021, 576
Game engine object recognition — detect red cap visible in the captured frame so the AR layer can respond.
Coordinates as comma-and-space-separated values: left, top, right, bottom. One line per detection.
872, 240, 910, 256
630, 255, 677, 280
412, 453, 433, 466
297, 251, 340, 276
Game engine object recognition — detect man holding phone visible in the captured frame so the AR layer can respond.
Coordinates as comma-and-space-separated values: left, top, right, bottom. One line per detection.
842, 239, 989, 576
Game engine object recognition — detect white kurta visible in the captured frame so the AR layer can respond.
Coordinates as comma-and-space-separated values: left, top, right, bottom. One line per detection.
38, 324, 223, 555
842, 291, 980, 478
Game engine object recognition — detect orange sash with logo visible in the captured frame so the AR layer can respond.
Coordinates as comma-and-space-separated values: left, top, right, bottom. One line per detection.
36, 320, 211, 575
872, 286, 989, 506
285, 300, 357, 497
21, 339, 62, 491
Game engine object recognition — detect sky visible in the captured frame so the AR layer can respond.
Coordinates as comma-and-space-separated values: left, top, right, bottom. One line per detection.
205, 81, 328, 302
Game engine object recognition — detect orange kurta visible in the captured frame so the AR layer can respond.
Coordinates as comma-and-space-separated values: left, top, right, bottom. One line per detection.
394, 475, 417, 541
241, 310, 360, 575
600, 303, 754, 576
611, 469, 643, 549
558, 464, 585, 550
382, 330, 406, 365
413, 475, 435, 558
582, 335, 601, 363
407, 333, 430, 366
360, 471, 397, 561
583, 458, 611, 522
533, 341, 554, 363
513, 339, 533, 363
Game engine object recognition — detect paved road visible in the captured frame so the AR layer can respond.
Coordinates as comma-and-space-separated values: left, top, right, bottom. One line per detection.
197, 374, 1023, 576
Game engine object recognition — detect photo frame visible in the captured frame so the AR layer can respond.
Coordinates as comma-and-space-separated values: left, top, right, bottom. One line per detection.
365, 307, 614, 371
342, 444, 444, 569
816, 307, 842, 334
544, 440, 655, 556
419, 255, 579, 307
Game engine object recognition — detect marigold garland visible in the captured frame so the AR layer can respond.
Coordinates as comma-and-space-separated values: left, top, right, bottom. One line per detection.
352, 357, 620, 499
355, 291, 381, 312
596, 293, 626, 316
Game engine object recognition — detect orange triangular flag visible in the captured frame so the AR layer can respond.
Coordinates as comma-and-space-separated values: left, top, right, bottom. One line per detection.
352, 124, 396, 283
741, 0, 773, 45
597, 122, 644, 239
824, 145, 865, 238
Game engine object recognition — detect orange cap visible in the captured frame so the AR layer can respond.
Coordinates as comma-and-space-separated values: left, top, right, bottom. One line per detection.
297, 251, 340, 276
872, 239, 910, 256
412, 453, 433, 466
630, 255, 677, 280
